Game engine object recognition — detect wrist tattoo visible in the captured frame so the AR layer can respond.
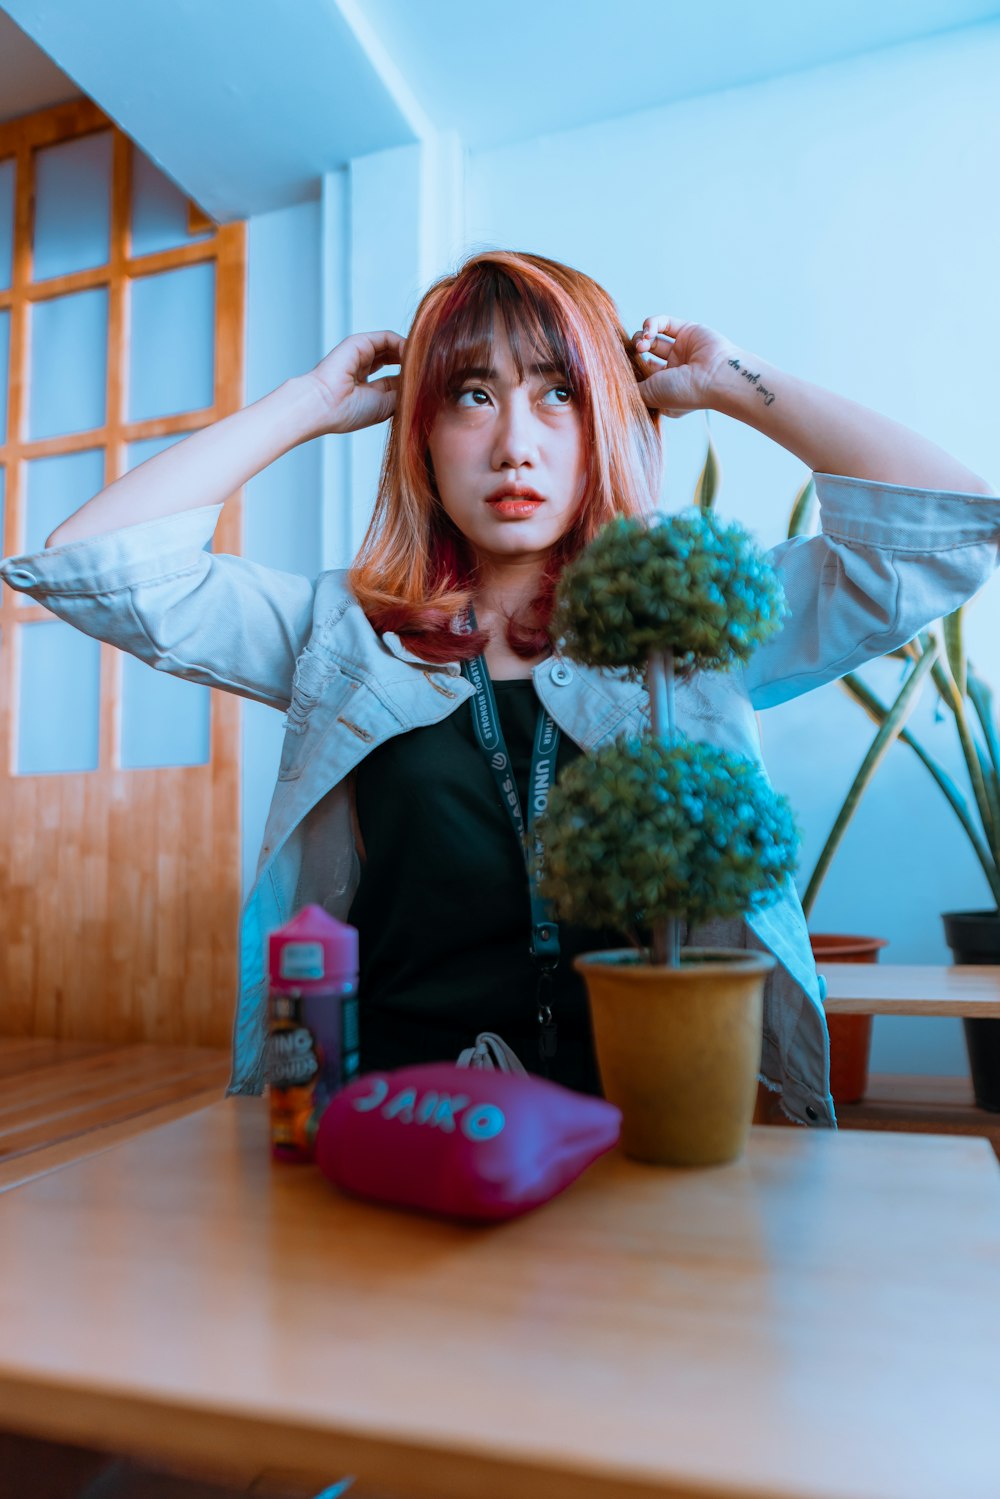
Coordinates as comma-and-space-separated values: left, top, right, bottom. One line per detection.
727, 356, 775, 407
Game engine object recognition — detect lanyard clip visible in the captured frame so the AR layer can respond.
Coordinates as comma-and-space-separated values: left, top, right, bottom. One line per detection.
531, 920, 560, 964
536, 965, 558, 1063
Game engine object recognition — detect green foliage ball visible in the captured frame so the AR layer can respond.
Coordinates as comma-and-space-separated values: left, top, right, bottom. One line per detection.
553, 510, 788, 674
535, 738, 800, 932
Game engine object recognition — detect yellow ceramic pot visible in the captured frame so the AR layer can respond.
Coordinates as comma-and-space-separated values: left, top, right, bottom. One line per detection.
574, 947, 776, 1167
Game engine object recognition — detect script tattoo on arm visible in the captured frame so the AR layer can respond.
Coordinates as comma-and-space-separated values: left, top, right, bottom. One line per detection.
726, 356, 776, 407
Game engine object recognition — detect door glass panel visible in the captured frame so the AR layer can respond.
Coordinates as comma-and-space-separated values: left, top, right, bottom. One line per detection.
28, 288, 109, 439
17, 619, 100, 773
33, 131, 113, 282
0, 155, 13, 289
0, 307, 9, 444
128, 263, 215, 421
121, 652, 210, 768
19, 449, 106, 588
131, 146, 212, 258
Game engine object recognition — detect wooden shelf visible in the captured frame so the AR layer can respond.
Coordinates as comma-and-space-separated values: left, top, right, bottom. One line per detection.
835, 1072, 1000, 1160
820, 962, 1000, 1016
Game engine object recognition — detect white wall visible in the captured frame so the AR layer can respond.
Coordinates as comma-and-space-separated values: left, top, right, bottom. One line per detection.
239, 136, 463, 890
242, 194, 323, 893
463, 20, 1000, 1075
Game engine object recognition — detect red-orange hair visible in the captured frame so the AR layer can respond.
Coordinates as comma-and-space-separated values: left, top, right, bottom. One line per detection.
348, 250, 662, 662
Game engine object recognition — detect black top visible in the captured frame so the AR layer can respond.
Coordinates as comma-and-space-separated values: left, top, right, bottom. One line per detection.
347, 679, 624, 1094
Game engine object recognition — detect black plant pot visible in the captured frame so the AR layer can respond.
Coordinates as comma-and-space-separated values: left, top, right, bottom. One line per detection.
942, 908, 1000, 1112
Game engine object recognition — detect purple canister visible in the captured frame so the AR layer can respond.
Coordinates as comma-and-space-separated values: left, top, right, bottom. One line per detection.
267, 904, 360, 1162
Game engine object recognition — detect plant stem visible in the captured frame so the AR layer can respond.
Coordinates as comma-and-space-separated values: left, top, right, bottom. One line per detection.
648, 649, 674, 741
651, 919, 681, 965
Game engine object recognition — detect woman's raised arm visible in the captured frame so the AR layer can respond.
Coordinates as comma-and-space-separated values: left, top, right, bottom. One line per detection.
633, 316, 993, 495
46, 330, 406, 547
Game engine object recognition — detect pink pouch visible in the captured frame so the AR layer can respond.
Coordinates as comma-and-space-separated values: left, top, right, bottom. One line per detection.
314, 1061, 621, 1222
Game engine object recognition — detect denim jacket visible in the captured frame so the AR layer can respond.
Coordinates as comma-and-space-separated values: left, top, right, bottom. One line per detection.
4, 470, 999, 1127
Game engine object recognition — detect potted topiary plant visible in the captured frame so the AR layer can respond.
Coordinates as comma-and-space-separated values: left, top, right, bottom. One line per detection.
535, 509, 800, 1167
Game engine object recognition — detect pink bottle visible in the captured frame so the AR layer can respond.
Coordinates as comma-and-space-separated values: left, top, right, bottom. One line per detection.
267, 905, 360, 1162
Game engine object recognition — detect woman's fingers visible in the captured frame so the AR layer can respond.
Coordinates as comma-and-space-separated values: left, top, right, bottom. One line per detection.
360, 329, 406, 355
367, 374, 399, 394
359, 333, 406, 375
633, 331, 676, 361
635, 316, 678, 350
365, 350, 404, 377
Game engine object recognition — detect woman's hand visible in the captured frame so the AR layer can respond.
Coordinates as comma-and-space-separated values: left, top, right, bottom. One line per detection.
305, 330, 407, 435
632, 316, 741, 419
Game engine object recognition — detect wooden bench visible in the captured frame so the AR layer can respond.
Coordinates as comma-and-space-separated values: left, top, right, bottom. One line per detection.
0, 1037, 231, 1193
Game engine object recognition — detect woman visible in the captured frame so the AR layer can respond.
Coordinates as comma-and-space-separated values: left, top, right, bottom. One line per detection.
4, 249, 997, 1126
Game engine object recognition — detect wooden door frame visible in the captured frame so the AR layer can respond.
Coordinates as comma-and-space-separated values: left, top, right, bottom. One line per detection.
0, 99, 246, 1046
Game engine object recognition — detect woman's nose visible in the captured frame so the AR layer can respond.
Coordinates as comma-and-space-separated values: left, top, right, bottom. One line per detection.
491, 392, 539, 469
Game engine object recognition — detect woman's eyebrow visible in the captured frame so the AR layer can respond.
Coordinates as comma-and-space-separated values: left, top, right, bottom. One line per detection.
453, 361, 567, 382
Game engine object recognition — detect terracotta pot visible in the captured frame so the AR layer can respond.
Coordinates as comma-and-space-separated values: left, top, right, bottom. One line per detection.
809, 933, 888, 1106
574, 947, 776, 1167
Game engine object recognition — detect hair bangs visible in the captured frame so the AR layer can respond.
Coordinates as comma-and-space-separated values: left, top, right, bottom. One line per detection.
414, 262, 589, 445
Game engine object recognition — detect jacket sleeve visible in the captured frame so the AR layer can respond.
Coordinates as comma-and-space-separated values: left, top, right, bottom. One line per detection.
743, 471, 1000, 711
0, 505, 317, 712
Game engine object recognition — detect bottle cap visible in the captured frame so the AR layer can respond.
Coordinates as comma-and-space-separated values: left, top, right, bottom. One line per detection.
268, 904, 358, 993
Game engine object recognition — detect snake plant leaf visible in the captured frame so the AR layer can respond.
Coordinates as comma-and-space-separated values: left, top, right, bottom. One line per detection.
694, 424, 722, 513
833, 666, 1000, 903
930, 653, 963, 716
786, 476, 817, 540
801, 643, 938, 918
885, 640, 920, 662
968, 669, 1000, 778
929, 650, 998, 849
943, 607, 967, 699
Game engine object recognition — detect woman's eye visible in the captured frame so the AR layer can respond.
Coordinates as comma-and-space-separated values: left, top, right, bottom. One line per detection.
456, 387, 490, 407
545, 385, 573, 405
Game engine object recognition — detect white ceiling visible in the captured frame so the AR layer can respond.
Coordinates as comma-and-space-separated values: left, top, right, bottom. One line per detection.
358, 0, 1000, 151
1, 0, 999, 219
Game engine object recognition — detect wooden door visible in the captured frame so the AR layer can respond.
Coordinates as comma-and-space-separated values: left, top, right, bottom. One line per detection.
0, 100, 245, 1047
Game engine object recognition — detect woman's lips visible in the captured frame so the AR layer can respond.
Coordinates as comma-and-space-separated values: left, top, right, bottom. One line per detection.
489, 498, 545, 518
486, 485, 545, 519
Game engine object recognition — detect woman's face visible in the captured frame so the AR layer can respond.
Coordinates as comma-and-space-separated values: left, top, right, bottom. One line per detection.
425, 324, 587, 570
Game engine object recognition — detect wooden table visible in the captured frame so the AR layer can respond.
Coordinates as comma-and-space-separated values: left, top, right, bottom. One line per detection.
819, 962, 1000, 1016
1, 1098, 999, 1499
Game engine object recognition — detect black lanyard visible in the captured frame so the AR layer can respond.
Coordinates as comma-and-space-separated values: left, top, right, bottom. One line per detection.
460, 617, 561, 1068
